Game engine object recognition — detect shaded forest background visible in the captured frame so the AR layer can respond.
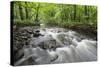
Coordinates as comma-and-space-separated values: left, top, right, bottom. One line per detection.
11, 1, 97, 34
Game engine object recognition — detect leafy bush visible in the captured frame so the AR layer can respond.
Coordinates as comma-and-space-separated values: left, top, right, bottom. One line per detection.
13, 19, 35, 26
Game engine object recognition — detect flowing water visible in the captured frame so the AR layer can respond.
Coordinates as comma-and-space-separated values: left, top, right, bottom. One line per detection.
14, 27, 97, 66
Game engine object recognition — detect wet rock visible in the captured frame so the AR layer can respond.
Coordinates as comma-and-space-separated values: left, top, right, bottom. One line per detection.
33, 33, 42, 37
19, 57, 35, 65
21, 36, 28, 39
33, 30, 44, 37
13, 26, 34, 63
57, 31, 61, 33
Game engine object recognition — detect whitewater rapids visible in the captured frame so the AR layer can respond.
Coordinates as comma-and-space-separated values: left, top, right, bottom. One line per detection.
14, 27, 97, 66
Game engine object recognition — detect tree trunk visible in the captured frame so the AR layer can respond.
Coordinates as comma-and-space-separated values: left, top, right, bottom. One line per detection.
19, 3, 24, 20
73, 5, 76, 21
84, 6, 89, 22
25, 2, 29, 19
88, 6, 90, 22
61, 5, 64, 22
35, 4, 40, 22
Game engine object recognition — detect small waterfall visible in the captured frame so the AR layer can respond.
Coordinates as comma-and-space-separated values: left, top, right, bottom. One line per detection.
14, 27, 97, 66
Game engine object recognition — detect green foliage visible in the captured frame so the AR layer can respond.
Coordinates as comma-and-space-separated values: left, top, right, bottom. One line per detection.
11, 1, 97, 32
13, 19, 35, 26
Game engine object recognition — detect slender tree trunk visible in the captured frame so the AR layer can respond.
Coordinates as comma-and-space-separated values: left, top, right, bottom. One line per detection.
25, 2, 29, 19
19, 3, 24, 20
73, 5, 76, 21
84, 6, 89, 22
35, 4, 40, 22
61, 5, 64, 22
88, 6, 90, 22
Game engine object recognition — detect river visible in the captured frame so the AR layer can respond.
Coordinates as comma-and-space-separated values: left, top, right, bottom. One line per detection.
14, 27, 97, 66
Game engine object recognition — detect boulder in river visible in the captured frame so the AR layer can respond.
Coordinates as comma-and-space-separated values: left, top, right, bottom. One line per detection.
33, 30, 44, 37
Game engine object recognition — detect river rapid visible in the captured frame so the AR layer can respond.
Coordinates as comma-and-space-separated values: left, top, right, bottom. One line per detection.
14, 27, 97, 66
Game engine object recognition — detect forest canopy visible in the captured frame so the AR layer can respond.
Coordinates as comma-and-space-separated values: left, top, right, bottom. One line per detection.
11, 1, 97, 33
